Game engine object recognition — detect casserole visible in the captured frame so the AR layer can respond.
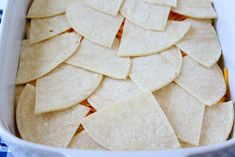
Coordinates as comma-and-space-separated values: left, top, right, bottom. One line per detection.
0, 0, 235, 156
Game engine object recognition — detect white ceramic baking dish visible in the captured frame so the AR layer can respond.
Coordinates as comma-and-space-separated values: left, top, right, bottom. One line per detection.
0, 0, 235, 156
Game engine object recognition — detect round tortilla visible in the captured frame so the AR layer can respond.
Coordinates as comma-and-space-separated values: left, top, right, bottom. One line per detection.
176, 19, 221, 67
154, 83, 205, 145
27, 0, 67, 18
175, 56, 226, 106
120, 0, 170, 31
30, 14, 71, 44
130, 47, 182, 92
118, 20, 190, 57
88, 77, 142, 110
200, 101, 234, 145
66, 0, 124, 48
82, 92, 181, 150
35, 64, 103, 114
172, 0, 217, 19
16, 32, 81, 85
66, 39, 131, 79
144, 0, 177, 7
84, 0, 123, 16
16, 84, 90, 147
68, 131, 107, 150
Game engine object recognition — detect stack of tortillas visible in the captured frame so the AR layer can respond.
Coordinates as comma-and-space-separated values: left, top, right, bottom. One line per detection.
15, 0, 234, 151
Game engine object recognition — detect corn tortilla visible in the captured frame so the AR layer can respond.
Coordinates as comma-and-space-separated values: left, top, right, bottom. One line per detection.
35, 64, 103, 114
66, 0, 124, 48
176, 19, 221, 67
84, 0, 123, 16
144, 0, 177, 7
172, 0, 217, 19
16, 32, 81, 85
175, 56, 226, 106
66, 39, 131, 79
88, 77, 142, 110
68, 131, 107, 150
118, 20, 190, 57
16, 84, 89, 147
30, 14, 71, 44
154, 83, 205, 145
15, 85, 25, 105
82, 92, 181, 150
200, 101, 234, 145
120, 0, 170, 31
27, 0, 67, 18
130, 47, 182, 92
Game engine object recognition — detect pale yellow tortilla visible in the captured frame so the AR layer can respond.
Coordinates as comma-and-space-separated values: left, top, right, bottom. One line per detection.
35, 64, 103, 114
176, 19, 221, 67
180, 142, 194, 148
154, 83, 205, 145
16, 32, 81, 85
25, 21, 31, 39
15, 85, 25, 104
27, 0, 67, 18
16, 84, 89, 147
118, 20, 190, 57
82, 92, 181, 150
66, 39, 131, 79
84, 0, 123, 16
68, 131, 107, 150
172, 0, 217, 19
160, 46, 183, 73
130, 47, 182, 92
88, 77, 142, 110
66, 0, 124, 48
30, 14, 71, 44
120, 0, 170, 31
175, 56, 226, 106
200, 101, 234, 145
144, 0, 177, 7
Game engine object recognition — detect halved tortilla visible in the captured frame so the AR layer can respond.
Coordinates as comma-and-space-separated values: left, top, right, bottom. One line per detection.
130, 47, 182, 92
84, 0, 123, 16
16, 32, 81, 85
82, 92, 180, 150
88, 77, 142, 110
120, 0, 170, 31
160, 47, 182, 71
180, 142, 194, 148
172, 0, 217, 19
27, 0, 67, 18
66, 39, 131, 79
154, 83, 205, 145
15, 85, 25, 104
25, 21, 31, 39
35, 64, 103, 114
200, 101, 234, 145
175, 56, 226, 106
16, 84, 89, 147
66, 0, 124, 48
68, 131, 107, 150
144, 0, 177, 7
176, 19, 221, 67
30, 14, 71, 44
118, 20, 190, 57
